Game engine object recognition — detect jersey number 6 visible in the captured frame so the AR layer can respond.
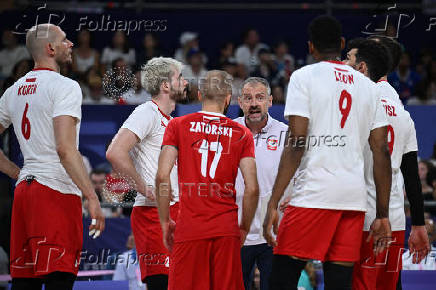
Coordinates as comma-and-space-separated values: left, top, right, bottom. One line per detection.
198, 139, 223, 179
338, 90, 352, 128
21, 103, 31, 140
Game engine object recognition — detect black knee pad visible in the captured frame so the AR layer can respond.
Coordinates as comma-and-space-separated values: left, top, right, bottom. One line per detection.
144, 274, 168, 290
323, 262, 354, 290
44, 271, 76, 290
269, 255, 307, 290
11, 278, 43, 290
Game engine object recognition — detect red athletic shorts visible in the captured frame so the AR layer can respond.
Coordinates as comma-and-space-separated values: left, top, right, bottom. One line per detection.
169, 236, 244, 290
352, 230, 405, 290
10, 180, 83, 278
274, 206, 365, 262
130, 203, 179, 281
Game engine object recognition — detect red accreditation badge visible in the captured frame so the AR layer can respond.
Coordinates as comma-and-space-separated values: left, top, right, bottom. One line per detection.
267, 137, 278, 151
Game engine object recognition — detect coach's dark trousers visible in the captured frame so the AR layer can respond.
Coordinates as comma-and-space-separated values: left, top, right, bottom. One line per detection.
241, 243, 273, 290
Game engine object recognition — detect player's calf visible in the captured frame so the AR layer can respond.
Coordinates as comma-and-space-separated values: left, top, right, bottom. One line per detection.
269, 254, 306, 290
323, 262, 354, 290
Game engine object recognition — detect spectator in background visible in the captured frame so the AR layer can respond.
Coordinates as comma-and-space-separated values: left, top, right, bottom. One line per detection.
182, 50, 207, 102
214, 41, 236, 69
2, 59, 33, 92
388, 51, 422, 104
221, 60, 241, 102
85, 169, 114, 218
81, 67, 114, 104
408, 79, 436, 105
251, 48, 277, 83
403, 213, 436, 270
231, 64, 249, 104
0, 30, 30, 79
174, 31, 207, 65
416, 48, 434, 79
419, 161, 435, 200
136, 33, 164, 70
271, 41, 294, 89
271, 86, 285, 104
101, 31, 136, 71
124, 70, 152, 105
429, 143, 436, 167
235, 28, 268, 74
297, 262, 317, 290
113, 234, 146, 290
72, 30, 100, 80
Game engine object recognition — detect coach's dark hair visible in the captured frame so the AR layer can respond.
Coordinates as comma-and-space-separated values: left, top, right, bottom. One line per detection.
368, 35, 402, 74
349, 39, 390, 82
308, 15, 342, 54
90, 168, 107, 176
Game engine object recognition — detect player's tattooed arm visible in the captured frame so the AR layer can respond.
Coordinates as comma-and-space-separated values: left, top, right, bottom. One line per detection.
156, 145, 178, 251
263, 116, 308, 247
106, 128, 153, 199
0, 124, 20, 179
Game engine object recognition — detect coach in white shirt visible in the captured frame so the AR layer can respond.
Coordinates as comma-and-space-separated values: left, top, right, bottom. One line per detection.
235, 77, 288, 290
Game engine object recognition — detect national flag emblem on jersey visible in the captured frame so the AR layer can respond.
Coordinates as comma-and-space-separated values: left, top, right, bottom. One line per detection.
267, 137, 278, 150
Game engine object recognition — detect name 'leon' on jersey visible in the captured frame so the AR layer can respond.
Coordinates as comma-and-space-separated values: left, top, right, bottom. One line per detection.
0, 68, 82, 196
284, 61, 388, 211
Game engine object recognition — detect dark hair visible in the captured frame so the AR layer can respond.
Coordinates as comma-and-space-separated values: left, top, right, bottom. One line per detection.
347, 38, 389, 82
308, 15, 342, 54
368, 35, 402, 74
91, 168, 107, 176
111, 31, 130, 54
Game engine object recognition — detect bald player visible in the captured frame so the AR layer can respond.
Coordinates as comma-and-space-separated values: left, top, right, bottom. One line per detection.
156, 70, 259, 290
0, 24, 104, 290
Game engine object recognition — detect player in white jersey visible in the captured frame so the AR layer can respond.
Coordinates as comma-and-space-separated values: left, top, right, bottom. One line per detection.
345, 38, 430, 290
263, 16, 392, 290
0, 24, 104, 290
234, 77, 289, 290
106, 57, 187, 290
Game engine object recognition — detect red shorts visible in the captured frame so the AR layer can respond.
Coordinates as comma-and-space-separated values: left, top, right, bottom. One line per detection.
169, 236, 244, 290
352, 230, 405, 290
10, 180, 83, 278
274, 206, 365, 262
130, 203, 179, 281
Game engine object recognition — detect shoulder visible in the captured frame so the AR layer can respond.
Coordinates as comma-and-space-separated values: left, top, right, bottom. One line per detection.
233, 116, 244, 125
270, 117, 288, 131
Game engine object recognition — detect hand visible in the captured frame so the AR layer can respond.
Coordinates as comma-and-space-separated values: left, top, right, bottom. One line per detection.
240, 229, 248, 247
279, 196, 291, 213
263, 205, 279, 247
162, 219, 176, 252
87, 195, 105, 239
138, 184, 155, 200
368, 218, 392, 255
408, 225, 430, 264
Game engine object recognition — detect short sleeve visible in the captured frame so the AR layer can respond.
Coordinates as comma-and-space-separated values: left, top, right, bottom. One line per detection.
162, 118, 179, 149
52, 80, 82, 120
284, 69, 310, 119
121, 104, 156, 141
0, 89, 11, 128
371, 96, 388, 130
403, 115, 418, 154
240, 127, 255, 159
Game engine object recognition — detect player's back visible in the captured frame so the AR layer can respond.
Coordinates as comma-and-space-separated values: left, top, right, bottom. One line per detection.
363, 81, 417, 231
284, 61, 386, 211
0, 69, 82, 196
163, 111, 254, 242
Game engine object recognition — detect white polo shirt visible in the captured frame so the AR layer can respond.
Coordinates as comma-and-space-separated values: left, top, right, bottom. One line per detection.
363, 81, 418, 231
121, 101, 179, 207
235, 114, 290, 246
0, 69, 82, 196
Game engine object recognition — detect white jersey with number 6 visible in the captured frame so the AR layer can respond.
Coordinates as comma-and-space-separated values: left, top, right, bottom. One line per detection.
0, 68, 82, 196
363, 80, 418, 231
284, 61, 388, 211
